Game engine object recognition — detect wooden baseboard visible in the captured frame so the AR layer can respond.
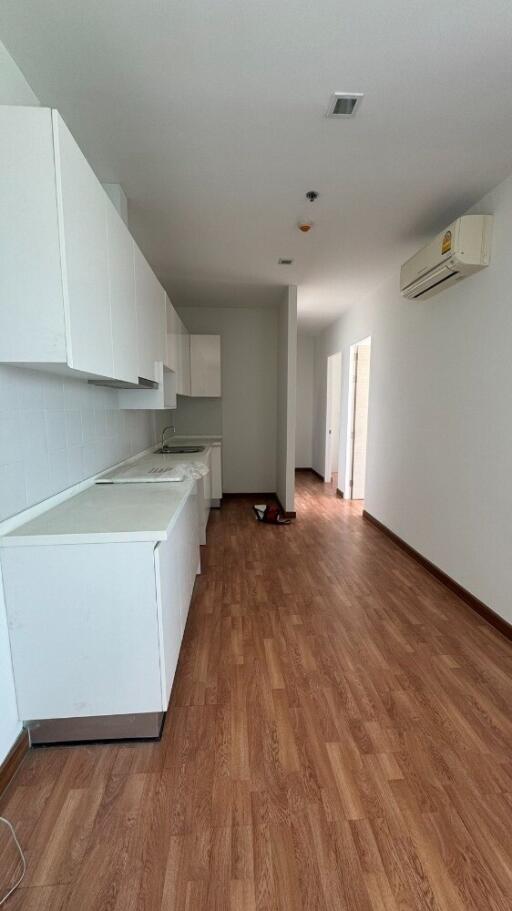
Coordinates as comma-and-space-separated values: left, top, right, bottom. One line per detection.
336, 488, 344, 499
223, 492, 277, 499
223, 491, 296, 519
363, 510, 512, 642
275, 494, 296, 519
0, 729, 29, 798
295, 467, 324, 482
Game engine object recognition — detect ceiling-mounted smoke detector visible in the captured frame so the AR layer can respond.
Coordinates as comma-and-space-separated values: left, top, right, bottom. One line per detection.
326, 93, 364, 118
278, 258, 294, 265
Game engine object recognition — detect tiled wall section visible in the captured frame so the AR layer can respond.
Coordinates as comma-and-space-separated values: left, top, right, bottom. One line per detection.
0, 365, 158, 522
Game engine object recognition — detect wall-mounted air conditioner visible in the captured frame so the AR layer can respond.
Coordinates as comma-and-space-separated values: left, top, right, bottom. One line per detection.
400, 214, 493, 300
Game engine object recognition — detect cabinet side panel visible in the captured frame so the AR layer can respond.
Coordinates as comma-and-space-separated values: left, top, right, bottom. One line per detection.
0, 106, 66, 362
1, 542, 162, 719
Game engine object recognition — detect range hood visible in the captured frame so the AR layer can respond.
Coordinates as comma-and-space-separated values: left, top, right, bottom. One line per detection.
88, 376, 158, 390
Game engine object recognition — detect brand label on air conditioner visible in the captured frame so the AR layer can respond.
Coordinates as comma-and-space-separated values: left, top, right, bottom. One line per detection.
441, 230, 452, 255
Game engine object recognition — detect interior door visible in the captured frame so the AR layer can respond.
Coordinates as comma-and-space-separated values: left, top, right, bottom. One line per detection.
324, 352, 342, 483
350, 344, 371, 499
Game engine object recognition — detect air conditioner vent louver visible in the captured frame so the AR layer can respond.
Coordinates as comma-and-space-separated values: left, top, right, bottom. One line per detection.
412, 271, 459, 299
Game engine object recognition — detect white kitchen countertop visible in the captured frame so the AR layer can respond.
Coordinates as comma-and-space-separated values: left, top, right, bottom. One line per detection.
0, 446, 213, 547
164, 436, 222, 449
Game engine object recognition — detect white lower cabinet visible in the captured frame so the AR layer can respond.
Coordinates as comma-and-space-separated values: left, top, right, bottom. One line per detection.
195, 448, 212, 544
210, 444, 223, 502
1, 488, 200, 725
154, 492, 199, 702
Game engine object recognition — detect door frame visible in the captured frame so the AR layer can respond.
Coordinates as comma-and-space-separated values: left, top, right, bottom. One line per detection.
324, 351, 342, 483
344, 336, 371, 499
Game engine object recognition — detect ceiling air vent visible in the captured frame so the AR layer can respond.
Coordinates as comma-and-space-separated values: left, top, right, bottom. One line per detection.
326, 93, 364, 118
278, 258, 294, 265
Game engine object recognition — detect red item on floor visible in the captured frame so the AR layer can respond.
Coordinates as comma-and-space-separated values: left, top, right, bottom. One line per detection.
253, 503, 291, 525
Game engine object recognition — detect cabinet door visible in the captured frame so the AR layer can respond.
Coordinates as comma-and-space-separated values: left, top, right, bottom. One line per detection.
202, 450, 212, 537
155, 534, 182, 704
190, 335, 221, 397
133, 244, 166, 381
106, 200, 138, 383
165, 297, 179, 373
53, 112, 114, 378
210, 445, 223, 500
181, 487, 200, 626
177, 317, 191, 395
0, 107, 66, 364
1, 542, 162, 718
155, 491, 200, 703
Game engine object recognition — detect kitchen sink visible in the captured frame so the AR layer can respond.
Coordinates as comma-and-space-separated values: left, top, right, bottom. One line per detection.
155, 446, 204, 454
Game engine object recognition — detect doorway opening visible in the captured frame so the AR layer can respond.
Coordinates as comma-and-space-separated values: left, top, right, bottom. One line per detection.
345, 337, 372, 500
324, 351, 342, 487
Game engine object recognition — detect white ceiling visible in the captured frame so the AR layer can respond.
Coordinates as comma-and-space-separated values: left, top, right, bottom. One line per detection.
2, 1, 512, 330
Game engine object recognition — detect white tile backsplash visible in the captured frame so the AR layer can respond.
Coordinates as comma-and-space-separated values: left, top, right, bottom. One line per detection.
0, 365, 158, 521
44, 410, 67, 452
0, 410, 23, 464
24, 449, 51, 504
65, 410, 83, 448
0, 461, 27, 518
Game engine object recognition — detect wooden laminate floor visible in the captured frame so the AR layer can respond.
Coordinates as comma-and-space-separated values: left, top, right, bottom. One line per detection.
2, 472, 512, 910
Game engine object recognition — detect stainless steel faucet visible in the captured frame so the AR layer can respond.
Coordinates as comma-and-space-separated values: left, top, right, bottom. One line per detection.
161, 424, 176, 449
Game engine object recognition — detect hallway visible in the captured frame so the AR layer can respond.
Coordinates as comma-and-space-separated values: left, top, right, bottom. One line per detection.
2, 472, 512, 910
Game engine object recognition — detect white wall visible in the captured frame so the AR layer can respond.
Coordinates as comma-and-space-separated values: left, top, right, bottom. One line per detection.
162, 396, 222, 438
176, 306, 278, 493
313, 175, 512, 623
0, 39, 158, 762
295, 334, 314, 468
276, 286, 297, 513
0, 39, 38, 106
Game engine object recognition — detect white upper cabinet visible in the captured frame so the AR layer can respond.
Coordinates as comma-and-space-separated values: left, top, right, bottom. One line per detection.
105, 199, 138, 384
177, 318, 191, 396
164, 305, 221, 399
118, 361, 176, 411
0, 106, 67, 363
166, 299, 191, 396
0, 106, 165, 387
133, 244, 166, 381
53, 113, 113, 378
165, 296, 179, 374
190, 335, 221, 397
